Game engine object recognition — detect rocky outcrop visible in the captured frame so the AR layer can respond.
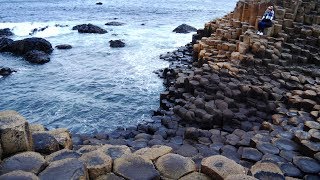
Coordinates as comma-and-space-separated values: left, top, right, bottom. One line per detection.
109, 40, 125, 48
173, 24, 197, 33
0, 28, 13, 37
72, 24, 107, 34
9, 37, 53, 55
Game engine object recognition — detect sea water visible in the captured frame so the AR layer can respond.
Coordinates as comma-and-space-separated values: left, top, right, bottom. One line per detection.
0, 0, 237, 134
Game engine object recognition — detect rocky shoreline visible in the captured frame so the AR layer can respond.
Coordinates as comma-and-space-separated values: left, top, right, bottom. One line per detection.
0, 0, 319, 179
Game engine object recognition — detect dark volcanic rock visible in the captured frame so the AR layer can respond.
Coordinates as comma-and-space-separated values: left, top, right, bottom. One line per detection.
55, 44, 72, 50
0, 67, 16, 76
0, 37, 13, 52
9, 37, 53, 55
109, 40, 125, 48
293, 156, 320, 174
241, 147, 263, 162
96, 2, 103, 5
24, 50, 50, 64
72, 24, 107, 34
32, 132, 60, 154
173, 24, 197, 34
105, 21, 125, 26
0, 28, 13, 37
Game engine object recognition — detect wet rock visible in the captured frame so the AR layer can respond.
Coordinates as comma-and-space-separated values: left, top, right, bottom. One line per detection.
272, 138, 299, 151
55, 44, 72, 49
201, 155, 246, 180
79, 150, 112, 179
0, 67, 16, 76
32, 132, 60, 155
45, 149, 80, 163
24, 50, 50, 64
133, 145, 172, 161
250, 162, 284, 180
72, 24, 107, 34
0, 28, 14, 37
113, 154, 160, 180
0, 110, 33, 157
99, 144, 131, 160
9, 37, 53, 55
0, 151, 46, 175
0, 170, 39, 180
155, 153, 196, 179
39, 158, 88, 180
241, 147, 263, 162
256, 142, 280, 154
105, 22, 125, 26
280, 163, 303, 178
293, 156, 320, 174
109, 40, 125, 48
173, 24, 197, 34
179, 172, 211, 180
0, 37, 13, 52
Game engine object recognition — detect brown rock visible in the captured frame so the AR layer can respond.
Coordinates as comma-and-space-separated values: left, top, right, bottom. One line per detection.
155, 153, 196, 179
96, 173, 125, 180
225, 174, 257, 180
201, 155, 246, 180
133, 145, 172, 161
29, 124, 46, 133
48, 128, 73, 149
0, 111, 33, 156
79, 150, 112, 179
99, 144, 131, 160
179, 172, 211, 180
250, 162, 284, 180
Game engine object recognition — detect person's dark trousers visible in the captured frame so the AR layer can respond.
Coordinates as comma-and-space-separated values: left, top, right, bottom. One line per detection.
258, 19, 273, 32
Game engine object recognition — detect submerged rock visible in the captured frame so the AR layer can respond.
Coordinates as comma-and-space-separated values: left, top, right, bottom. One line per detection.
55, 44, 72, 50
109, 40, 125, 48
173, 24, 197, 33
72, 24, 107, 34
105, 21, 125, 26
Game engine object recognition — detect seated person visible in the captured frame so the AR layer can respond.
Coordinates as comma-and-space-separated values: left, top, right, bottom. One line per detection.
257, 6, 275, 35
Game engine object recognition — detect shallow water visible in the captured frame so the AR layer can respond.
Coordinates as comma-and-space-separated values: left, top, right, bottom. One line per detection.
0, 0, 237, 134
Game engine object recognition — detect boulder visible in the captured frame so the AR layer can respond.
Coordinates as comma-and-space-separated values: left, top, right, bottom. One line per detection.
32, 132, 60, 155
39, 158, 88, 180
9, 37, 53, 55
79, 150, 112, 179
0, 170, 39, 180
105, 22, 125, 26
55, 44, 72, 50
48, 128, 73, 149
173, 24, 197, 33
113, 154, 160, 180
133, 145, 172, 161
24, 50, 50, 64
98, 144, 131, 160
0, 151, 46, 175
45, 149, 80, 163
109, 40, 125, 48
29, 124, 46, 133
241, 147, 263, 162
201, 155, 246, 180
72, 24, 107, 34
76, 145, 101, 154
0, 28, 13, 37
225, 174, 257, 180
0, 67, 16, 76
155, 153, 196, 179
0, 110, 33, 157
